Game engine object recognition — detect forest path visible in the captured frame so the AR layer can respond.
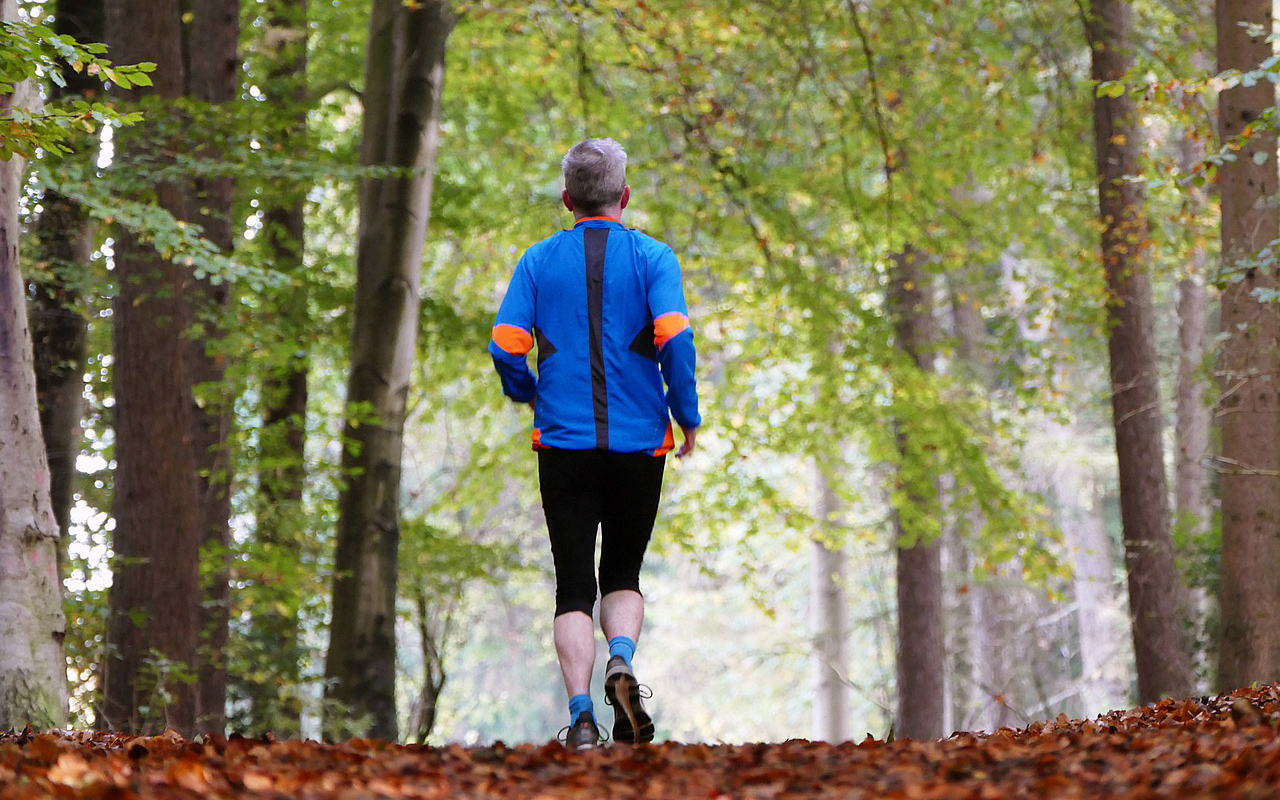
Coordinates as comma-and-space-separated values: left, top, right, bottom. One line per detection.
2, 685, 1278, 798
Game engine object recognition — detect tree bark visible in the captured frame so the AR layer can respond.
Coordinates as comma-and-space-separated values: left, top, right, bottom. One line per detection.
1085, 0, 1192, 703
324, 0, 453, 741
890, 247, 945, 741
0, 2, 68, 725
1215, 0, 1280, 691
103, 0, 218, 732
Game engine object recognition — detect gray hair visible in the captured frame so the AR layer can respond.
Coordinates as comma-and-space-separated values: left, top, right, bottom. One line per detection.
562, 138, 627, 215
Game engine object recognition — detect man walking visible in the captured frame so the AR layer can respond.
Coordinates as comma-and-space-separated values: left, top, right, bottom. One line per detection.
488, 138, 700, 751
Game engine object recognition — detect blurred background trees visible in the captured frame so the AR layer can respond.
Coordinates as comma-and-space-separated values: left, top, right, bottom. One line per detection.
3, 0, 1277, 742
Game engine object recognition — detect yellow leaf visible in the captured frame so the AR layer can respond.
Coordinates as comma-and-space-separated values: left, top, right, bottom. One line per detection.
1110, 134, 1127, 145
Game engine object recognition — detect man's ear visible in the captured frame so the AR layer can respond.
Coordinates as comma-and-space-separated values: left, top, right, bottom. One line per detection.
562, 189, 575, 212
620, 185, 631, 209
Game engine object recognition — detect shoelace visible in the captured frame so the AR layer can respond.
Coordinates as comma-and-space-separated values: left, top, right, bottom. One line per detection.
603, 683, 653, 706
557, 717, 610, 746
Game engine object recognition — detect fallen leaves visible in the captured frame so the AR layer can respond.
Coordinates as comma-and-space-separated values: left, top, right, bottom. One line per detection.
5, 685, 1280, 798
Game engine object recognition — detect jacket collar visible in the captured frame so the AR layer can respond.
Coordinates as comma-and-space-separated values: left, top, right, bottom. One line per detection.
573, 216, 624, 227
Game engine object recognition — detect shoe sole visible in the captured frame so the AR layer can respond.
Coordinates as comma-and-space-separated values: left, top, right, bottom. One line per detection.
605, 671, 654, 744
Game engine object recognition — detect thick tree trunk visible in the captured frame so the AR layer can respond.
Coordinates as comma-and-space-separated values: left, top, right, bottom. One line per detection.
324, 0, 453, 741
30, 201, 90, 579
246, 0, 310, 738
1215, 0, 1280, 691
185, 0, 240, 735
103, 0, 233, 735
810, 464, 848, 742
1086, 0, 1191, 703
30, 0, 104, 575
0, 16, 68, 726
890, 247, 945, 741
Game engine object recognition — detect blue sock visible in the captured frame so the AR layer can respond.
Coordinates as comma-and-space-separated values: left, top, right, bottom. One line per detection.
569, 693, 594, 724
609, 635, 636, 667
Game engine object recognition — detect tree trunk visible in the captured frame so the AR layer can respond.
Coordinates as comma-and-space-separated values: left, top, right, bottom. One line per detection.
103, 0, 201, 735
246, 0, 310, 738
406, 585, 446, 744
944, 269, 1008, 733
1215, 0, 1280, 691
30, 0, 104, 577
810, 464, 848, 742
185, 0, 240, 735
1169, 0, 1215, 691
324, 0, 453, 741
1173, 0, 1213, 569
1174, 273, 1209, 545
1061, 456, 1129, 715
0, 8, 68, 726
890, 247, 945, 740
1086, 0, 1192, 703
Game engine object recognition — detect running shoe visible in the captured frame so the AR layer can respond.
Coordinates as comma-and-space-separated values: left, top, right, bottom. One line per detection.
603, 655, 655, 743
559, 711, 603, 752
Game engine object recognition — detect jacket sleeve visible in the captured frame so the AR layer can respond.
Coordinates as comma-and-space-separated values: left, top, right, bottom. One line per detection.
488, 254, 537, 404
647, 246, 701, 428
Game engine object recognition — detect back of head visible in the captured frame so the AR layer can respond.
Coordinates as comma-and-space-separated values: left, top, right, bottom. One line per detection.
562, 138, 627, 216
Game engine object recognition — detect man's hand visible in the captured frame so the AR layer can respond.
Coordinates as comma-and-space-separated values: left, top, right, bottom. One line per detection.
676, 425, 697, 459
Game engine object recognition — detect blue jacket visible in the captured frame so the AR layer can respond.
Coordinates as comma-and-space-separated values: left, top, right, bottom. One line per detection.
489, 217, 701, 455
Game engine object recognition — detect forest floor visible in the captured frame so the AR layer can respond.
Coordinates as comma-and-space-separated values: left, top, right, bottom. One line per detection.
4, 685, 1280, 799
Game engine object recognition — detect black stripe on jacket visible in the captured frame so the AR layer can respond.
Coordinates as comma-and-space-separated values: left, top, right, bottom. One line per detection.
584, 227, 610, 449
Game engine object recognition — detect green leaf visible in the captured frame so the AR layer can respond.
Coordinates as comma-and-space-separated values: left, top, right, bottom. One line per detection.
1095, 80, 1126, 98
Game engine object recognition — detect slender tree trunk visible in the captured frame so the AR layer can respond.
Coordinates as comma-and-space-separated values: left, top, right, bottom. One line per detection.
1062, 458, 1129, 715
1170, 0, 1215, 691
247, 0, 310, 738
1215, 0, 1280, 691
406, 585, 446, 744
184, 0, 240, 735
324, 0, 453, 741
944, 269, 1006, 733
890, 247, 945, 740
0, 12, 68, 726
30, 0, 104, 578
810, 463, 848, 742
1174, 274, 1209, 543
1086, 0, 1192, 703
1173, 0, 1214, 569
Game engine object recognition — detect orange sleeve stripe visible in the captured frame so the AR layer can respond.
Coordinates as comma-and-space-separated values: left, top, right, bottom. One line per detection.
492, 323, 534, 355
653, 424, 675, 456
654, 311, 690, 349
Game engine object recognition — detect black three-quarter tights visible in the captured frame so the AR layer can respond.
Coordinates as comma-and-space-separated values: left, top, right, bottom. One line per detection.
538, 448, 667, 617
